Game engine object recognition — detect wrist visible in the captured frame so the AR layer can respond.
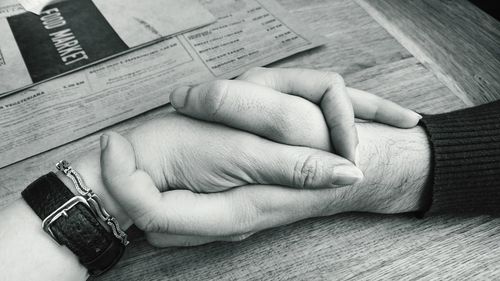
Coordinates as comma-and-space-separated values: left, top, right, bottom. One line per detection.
341, 122, 431, 214
58, 152, 133, 229
19, 166, 128, 277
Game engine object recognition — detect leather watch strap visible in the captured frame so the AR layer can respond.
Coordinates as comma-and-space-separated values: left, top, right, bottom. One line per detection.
22, 172, 125, 276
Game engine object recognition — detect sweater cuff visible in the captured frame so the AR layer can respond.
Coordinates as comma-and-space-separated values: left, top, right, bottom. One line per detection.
419, 101, 500, 216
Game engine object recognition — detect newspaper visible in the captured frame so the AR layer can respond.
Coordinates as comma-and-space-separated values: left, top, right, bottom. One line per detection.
0, 0, 215, 96
15, 0, 53, 14
0, 0, 325, 168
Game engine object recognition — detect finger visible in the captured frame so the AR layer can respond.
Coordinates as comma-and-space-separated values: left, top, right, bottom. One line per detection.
240, 67, 421, 128
218, 185, 349, 235
100, 134, 348, 236
100, 131, 165, 228
347, 88, 421, 128
100, 131, 243, 235
171, 76, 357, 163
99, 132, 353, 236
239, 68, 358, 163
239, 137, 364, 188
137, 184, 347, 236
170, 81, 363, 188
170, 80, 332, 151
145, 232, 254, 248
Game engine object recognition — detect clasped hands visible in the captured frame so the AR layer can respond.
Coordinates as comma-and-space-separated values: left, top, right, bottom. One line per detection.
90, 67, 428, 247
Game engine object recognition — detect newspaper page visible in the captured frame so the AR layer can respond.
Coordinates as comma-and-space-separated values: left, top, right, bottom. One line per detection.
15, 0, 54, 14
0, 0, 25, 17
0, 0, 325, 168
0, 0, 215, 96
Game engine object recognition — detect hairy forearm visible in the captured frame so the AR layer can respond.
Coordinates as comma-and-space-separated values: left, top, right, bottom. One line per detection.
334, 122, 431, 214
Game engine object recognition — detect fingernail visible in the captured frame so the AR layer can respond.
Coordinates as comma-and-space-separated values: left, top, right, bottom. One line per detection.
412, 111, 423, 120
170, 86, 190, 109
335, 165, 364, 185
100, 134, 109, 151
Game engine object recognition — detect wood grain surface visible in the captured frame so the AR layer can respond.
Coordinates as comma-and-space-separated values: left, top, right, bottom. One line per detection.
356, 0, 500, 106
1, 0, 499, 280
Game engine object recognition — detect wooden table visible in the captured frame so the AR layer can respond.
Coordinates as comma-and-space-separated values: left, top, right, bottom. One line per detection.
1, 0, 499, 279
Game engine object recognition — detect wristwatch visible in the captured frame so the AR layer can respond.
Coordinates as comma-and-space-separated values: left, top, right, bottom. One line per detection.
22, 172, 125, 276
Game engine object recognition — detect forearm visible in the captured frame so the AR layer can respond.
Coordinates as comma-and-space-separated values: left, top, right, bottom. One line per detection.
331, 122, 431, 215
0, 198, 88, 280
345, 101, 500, 217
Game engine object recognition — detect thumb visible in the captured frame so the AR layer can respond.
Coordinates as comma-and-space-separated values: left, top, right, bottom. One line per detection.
100, 131, 136, 179
100, 131, 163, 227
99, 131, 245, 235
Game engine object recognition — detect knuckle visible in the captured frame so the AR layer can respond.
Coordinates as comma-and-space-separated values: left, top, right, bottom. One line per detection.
204, 80, 231, 117
317, 71, 345, 91
265, 109, 295, 141
327, 71, 344, 85
267, 99, 327, 148
293, 153, 324, 189
266, 97, 308, 136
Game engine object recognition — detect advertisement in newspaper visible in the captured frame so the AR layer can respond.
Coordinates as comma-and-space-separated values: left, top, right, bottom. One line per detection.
0, 0, 215, 95
0, 0, 325, 168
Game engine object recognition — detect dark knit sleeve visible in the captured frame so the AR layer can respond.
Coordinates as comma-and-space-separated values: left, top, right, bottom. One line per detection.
419, 100, 500, 216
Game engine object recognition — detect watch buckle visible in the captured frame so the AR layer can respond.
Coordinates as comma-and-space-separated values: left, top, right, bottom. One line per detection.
42, 196, 90, 241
